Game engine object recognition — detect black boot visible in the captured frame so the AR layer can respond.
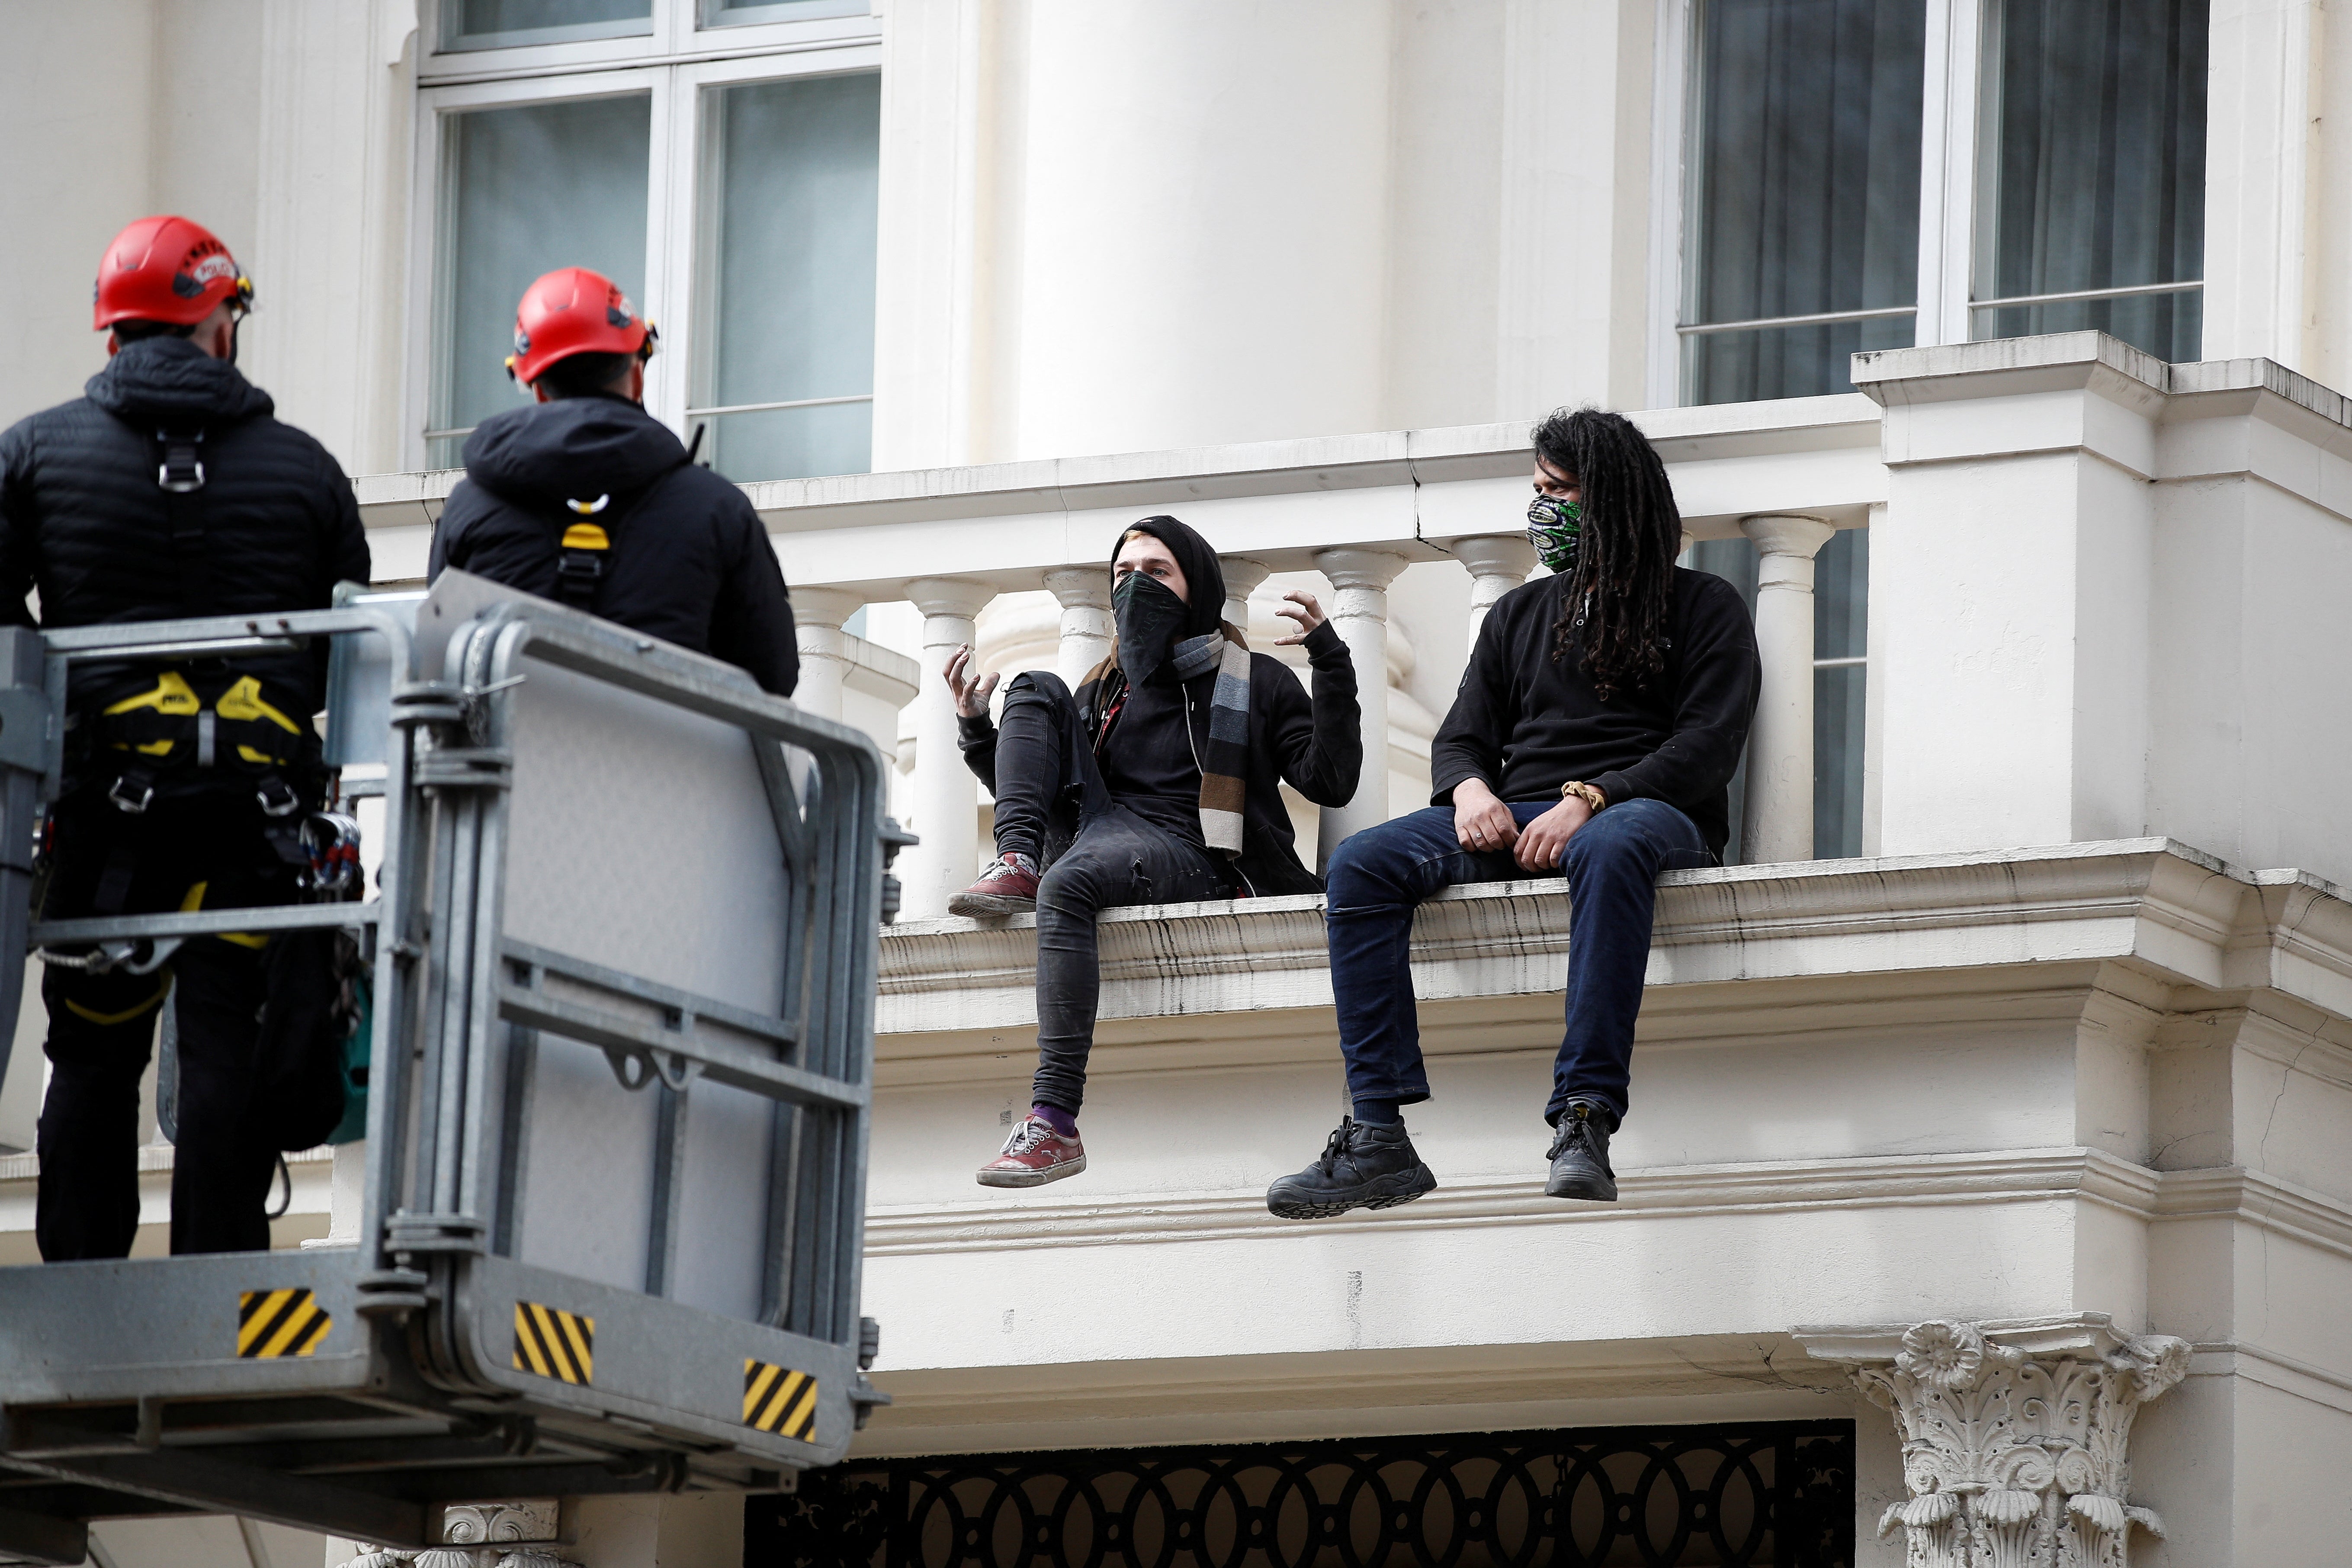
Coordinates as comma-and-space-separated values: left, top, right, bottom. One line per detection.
1266, 1117, 1437, 1220
1545, 1100, 1618, 1201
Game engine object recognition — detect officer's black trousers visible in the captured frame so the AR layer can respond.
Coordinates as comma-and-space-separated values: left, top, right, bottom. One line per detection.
35, 784, 297, 1260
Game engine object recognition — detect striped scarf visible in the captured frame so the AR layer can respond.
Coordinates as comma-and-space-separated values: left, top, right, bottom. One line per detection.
1087, 622, 1253, 856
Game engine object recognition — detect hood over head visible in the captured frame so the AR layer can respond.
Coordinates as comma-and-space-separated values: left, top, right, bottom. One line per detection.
1112, 514, 1228, 640
84, 336, 274, 426
461, 395, 687, 506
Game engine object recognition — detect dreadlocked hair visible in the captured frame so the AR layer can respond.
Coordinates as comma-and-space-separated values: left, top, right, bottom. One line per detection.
1533, 406, 1683, 702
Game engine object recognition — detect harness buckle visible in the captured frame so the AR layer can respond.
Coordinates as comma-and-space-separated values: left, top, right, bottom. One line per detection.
107, 774, 154, 814
156, 430, 206, 493
256, 775, 302, 818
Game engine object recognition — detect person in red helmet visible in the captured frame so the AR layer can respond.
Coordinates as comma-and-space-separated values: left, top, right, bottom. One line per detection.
428, 266, 798, 696
0, 215, 371, 1261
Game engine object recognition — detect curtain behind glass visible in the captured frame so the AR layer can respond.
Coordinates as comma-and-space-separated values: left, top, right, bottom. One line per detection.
1973, 0, 2208, 359
703, 0, 867, 24
698, 73, 881, 483
1813, 526, 1867, 859
1686, 0, 1925, 403
433, 96, 651, 468
443, 0, 652, 51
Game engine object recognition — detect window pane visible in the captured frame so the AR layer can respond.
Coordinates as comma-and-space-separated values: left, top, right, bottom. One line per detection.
696, 73, 881, 482
1972, 289, 2201, 361
703, 0, 868, 26
1976, 0, 2208, 350
1688, 531, 1870, 861
442, 0, 652, 51
1813, 526, 1868, 857
1686, 0, 1925, 399
1814, 664, 1867, 856
703, 402, 875, 486
432, 95, 650, 468
1814, 524, 1867, 661
1684, 313, 1915, 405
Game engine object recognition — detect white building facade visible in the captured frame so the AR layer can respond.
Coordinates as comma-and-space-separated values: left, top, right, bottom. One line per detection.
3, 2, 2351, 1565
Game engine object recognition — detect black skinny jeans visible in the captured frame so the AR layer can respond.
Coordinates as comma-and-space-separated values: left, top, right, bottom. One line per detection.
35, 784, 296, 1260
991, 673, 1234, 1115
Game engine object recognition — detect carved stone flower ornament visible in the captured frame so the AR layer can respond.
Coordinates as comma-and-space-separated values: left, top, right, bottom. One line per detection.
1894, 1319, 1989, 1388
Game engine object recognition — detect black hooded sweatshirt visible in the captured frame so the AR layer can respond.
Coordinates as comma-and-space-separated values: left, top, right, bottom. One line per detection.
429, 396, 798, 696
957, 515, 1362, 895
0, 337, 371, 715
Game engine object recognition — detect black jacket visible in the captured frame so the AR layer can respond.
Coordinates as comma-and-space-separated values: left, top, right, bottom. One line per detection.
958, 619, 1361, 895
1431, 567, 1761, 858
430, 397, 798, 696
0, 337, 371, 715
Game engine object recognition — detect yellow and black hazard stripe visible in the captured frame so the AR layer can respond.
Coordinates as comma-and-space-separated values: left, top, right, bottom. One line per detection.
238, 1288, 331, 1359
512, 1301, 595, 1385
742, 1360, 818, 1442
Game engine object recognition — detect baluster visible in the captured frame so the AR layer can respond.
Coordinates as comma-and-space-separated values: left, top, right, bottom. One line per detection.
1737, 514, 1834, 863
1312, 548, 1409, 863
1218, 556, 1273, 636
788, 587, 865, 722
901, 578, 995, 917
1453, 535, 1537, 656
1043, 568, 1113, 688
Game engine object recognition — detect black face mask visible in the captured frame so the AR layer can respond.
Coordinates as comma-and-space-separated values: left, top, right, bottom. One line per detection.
1112, 568, 1189, 684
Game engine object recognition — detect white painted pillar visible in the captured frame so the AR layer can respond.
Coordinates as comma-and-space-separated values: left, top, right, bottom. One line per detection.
1737, 515, 1835, 863
901, 578, 994, 916
1218, 555, 1273, 634
788, 587, 865, 723
1453, 535, 1537, 656
1042, 567, 1112, 688
1313, 548, 1409, 862
1012, 3, 1393, 456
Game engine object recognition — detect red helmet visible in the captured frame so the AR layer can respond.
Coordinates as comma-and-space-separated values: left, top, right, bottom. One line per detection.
93, 215, 253, 330
506, 266, 655, 385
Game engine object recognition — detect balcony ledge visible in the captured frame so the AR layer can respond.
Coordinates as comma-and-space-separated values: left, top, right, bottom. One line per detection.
876, 838, 2352, 1082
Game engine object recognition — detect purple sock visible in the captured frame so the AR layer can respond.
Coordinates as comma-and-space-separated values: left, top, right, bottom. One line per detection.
1030, 1102, 1077, 1137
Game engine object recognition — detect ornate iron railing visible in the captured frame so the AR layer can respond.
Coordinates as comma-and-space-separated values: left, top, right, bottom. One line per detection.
747, 1420, 1854, 1567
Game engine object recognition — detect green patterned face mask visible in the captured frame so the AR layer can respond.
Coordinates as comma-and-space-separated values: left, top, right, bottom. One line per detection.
1527, 495, 1582, 574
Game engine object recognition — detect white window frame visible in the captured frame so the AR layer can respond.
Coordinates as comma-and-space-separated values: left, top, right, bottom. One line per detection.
404, 0, 880, 472
1648, 0, 2205, 407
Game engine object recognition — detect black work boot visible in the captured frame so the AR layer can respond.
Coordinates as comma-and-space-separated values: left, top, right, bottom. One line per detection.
1545, 1100, 1618, 1201
1266, 1118, 1437, 1219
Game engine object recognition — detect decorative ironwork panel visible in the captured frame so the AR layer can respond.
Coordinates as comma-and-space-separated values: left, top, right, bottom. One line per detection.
748, 1420, 1853, 1568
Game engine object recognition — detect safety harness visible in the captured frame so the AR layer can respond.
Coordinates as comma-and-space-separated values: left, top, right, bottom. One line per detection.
40, 426, 338, 973
555, 496, 619, 611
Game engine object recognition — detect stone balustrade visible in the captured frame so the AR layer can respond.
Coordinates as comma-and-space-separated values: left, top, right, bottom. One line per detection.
353, 340, 2352, 922
334, 406, 1880, 914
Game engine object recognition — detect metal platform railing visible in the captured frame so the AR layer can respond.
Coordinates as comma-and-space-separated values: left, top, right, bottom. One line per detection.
0, 574, 894, 1564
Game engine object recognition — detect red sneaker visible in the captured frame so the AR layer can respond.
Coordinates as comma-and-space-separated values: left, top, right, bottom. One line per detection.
949, 853, 1040, 917
976, 1115, 1087, 1188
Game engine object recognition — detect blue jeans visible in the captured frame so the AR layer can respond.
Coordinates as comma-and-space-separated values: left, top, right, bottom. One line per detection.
1323, 798, 1712, 1124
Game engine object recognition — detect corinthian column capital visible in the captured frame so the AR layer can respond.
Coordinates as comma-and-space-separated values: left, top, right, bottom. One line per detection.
1798, 1318, 2188, 1568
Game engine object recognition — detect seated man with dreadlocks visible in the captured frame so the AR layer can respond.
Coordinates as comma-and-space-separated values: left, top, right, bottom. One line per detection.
1267, 408, 1761, 1218
944, 514, 1362, 1188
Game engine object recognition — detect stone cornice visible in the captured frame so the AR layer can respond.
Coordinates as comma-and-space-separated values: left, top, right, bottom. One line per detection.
863, 1147, 2352, 1267
876, 840, 2352, 1063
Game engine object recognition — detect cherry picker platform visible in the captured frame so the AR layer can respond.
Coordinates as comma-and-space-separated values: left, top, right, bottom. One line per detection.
0, 573, 893, 1563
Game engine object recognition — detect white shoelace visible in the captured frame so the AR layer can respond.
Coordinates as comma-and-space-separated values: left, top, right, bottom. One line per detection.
1001, 1118, 1059, 1156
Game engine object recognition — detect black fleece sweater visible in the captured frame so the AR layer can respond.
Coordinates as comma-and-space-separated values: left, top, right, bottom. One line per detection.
1430, 567, 1761, 857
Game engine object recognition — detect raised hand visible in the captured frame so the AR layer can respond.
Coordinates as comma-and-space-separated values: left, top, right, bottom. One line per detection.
943, 645, 1001, 718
